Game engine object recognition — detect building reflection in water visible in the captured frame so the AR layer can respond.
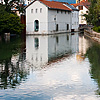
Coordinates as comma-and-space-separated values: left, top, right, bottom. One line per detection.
26, 33, 79, 67
76, 34, 92, 61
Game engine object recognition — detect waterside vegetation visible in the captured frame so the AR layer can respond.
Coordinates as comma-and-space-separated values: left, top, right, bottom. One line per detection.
0, 2, 24, 35
84, 0, 100, 32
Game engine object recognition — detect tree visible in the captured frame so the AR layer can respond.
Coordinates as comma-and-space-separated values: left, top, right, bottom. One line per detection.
85, 0, 100, 26
4, 0, 25, 14
0, 4, 24, 35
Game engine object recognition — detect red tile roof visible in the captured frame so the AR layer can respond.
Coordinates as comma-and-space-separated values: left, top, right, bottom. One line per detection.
26, 0, 72, 11
40, 0, 72, 11
71, 0, 90, 9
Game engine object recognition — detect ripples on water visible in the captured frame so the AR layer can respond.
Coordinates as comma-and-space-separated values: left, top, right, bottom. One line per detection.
0, 33, 100, 100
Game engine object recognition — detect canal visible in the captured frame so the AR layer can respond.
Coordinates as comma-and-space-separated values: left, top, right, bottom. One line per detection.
0, 33, 100, 100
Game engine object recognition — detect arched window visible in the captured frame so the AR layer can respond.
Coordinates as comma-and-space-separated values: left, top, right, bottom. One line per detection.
34, 20, 39, 32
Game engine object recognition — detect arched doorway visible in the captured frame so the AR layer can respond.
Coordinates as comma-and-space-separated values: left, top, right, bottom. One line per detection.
34, 20, 39, 32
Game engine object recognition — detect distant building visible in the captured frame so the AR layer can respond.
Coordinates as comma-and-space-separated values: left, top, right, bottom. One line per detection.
76, 0, 88, 3
25, 0, 79, 34
71, 0, 90, 26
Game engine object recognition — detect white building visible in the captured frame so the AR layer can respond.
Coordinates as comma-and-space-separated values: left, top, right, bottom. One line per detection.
25, 0, 79, 34
26, 33, 79, 67
24, 0, 34, 5
71, 1, 90, 26
64, 4, 79, 31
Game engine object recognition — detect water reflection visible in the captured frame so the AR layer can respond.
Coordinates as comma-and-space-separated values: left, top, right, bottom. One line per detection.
76, 34, 92, 61
86, 42, 100, 95
1, 33, 100, 100
0, 38, 28, 89
26, 33, 79, 68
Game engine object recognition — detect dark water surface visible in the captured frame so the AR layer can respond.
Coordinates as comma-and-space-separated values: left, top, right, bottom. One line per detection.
0, 33, 100, 100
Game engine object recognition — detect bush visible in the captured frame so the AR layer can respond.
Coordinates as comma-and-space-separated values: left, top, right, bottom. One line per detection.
93, 26, 100, 33
0, 4, 24, 35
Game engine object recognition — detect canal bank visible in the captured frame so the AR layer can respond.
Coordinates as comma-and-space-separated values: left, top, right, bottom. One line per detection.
84, 29, 100, 43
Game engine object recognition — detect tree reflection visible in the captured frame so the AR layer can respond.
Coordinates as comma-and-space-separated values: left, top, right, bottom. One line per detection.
0, 38, 28, 89
86, 43, 100, 95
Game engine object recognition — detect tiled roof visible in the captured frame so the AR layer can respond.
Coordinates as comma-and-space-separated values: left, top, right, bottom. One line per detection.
26, 0, 72, 11
71, 0, 90, 9
40, 0, 72, 11
64, 3, 79, 11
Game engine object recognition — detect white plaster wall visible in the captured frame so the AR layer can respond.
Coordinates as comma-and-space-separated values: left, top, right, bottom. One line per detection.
26, 1, 48, 34
48, 9, 72, 33
72, 11, 79, 31
76, 6, 88, 25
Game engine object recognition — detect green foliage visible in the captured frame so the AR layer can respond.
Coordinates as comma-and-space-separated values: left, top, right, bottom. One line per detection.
0, 38, 28, 89
93, 26, 100, 33
0, 4, 24, 35
0, 37, 24, 62
4, 0, 24, 14
86, 0, 100, 26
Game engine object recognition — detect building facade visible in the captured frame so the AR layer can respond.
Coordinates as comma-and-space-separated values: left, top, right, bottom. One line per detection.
26, 0, 79, 34
76, 0, 88, 3
64, 4, 79, 31
72, 0, 90, 26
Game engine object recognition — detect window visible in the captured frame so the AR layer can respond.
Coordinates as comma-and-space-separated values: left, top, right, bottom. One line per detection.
57, 10, 59, 13
31, 9, 33, 13
67, 24, 69, 30
36, 9, 38, 13
86, 11, 88, 13
54, 18, 56, 21
78, 6, 83, 10
56, 24, 58, 31
40, 8, 42, 13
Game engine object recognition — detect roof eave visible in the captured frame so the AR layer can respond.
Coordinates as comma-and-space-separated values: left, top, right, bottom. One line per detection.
48, 7, 72, 11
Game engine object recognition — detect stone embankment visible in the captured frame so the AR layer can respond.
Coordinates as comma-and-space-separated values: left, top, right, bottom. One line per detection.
84, 29, 100, 43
